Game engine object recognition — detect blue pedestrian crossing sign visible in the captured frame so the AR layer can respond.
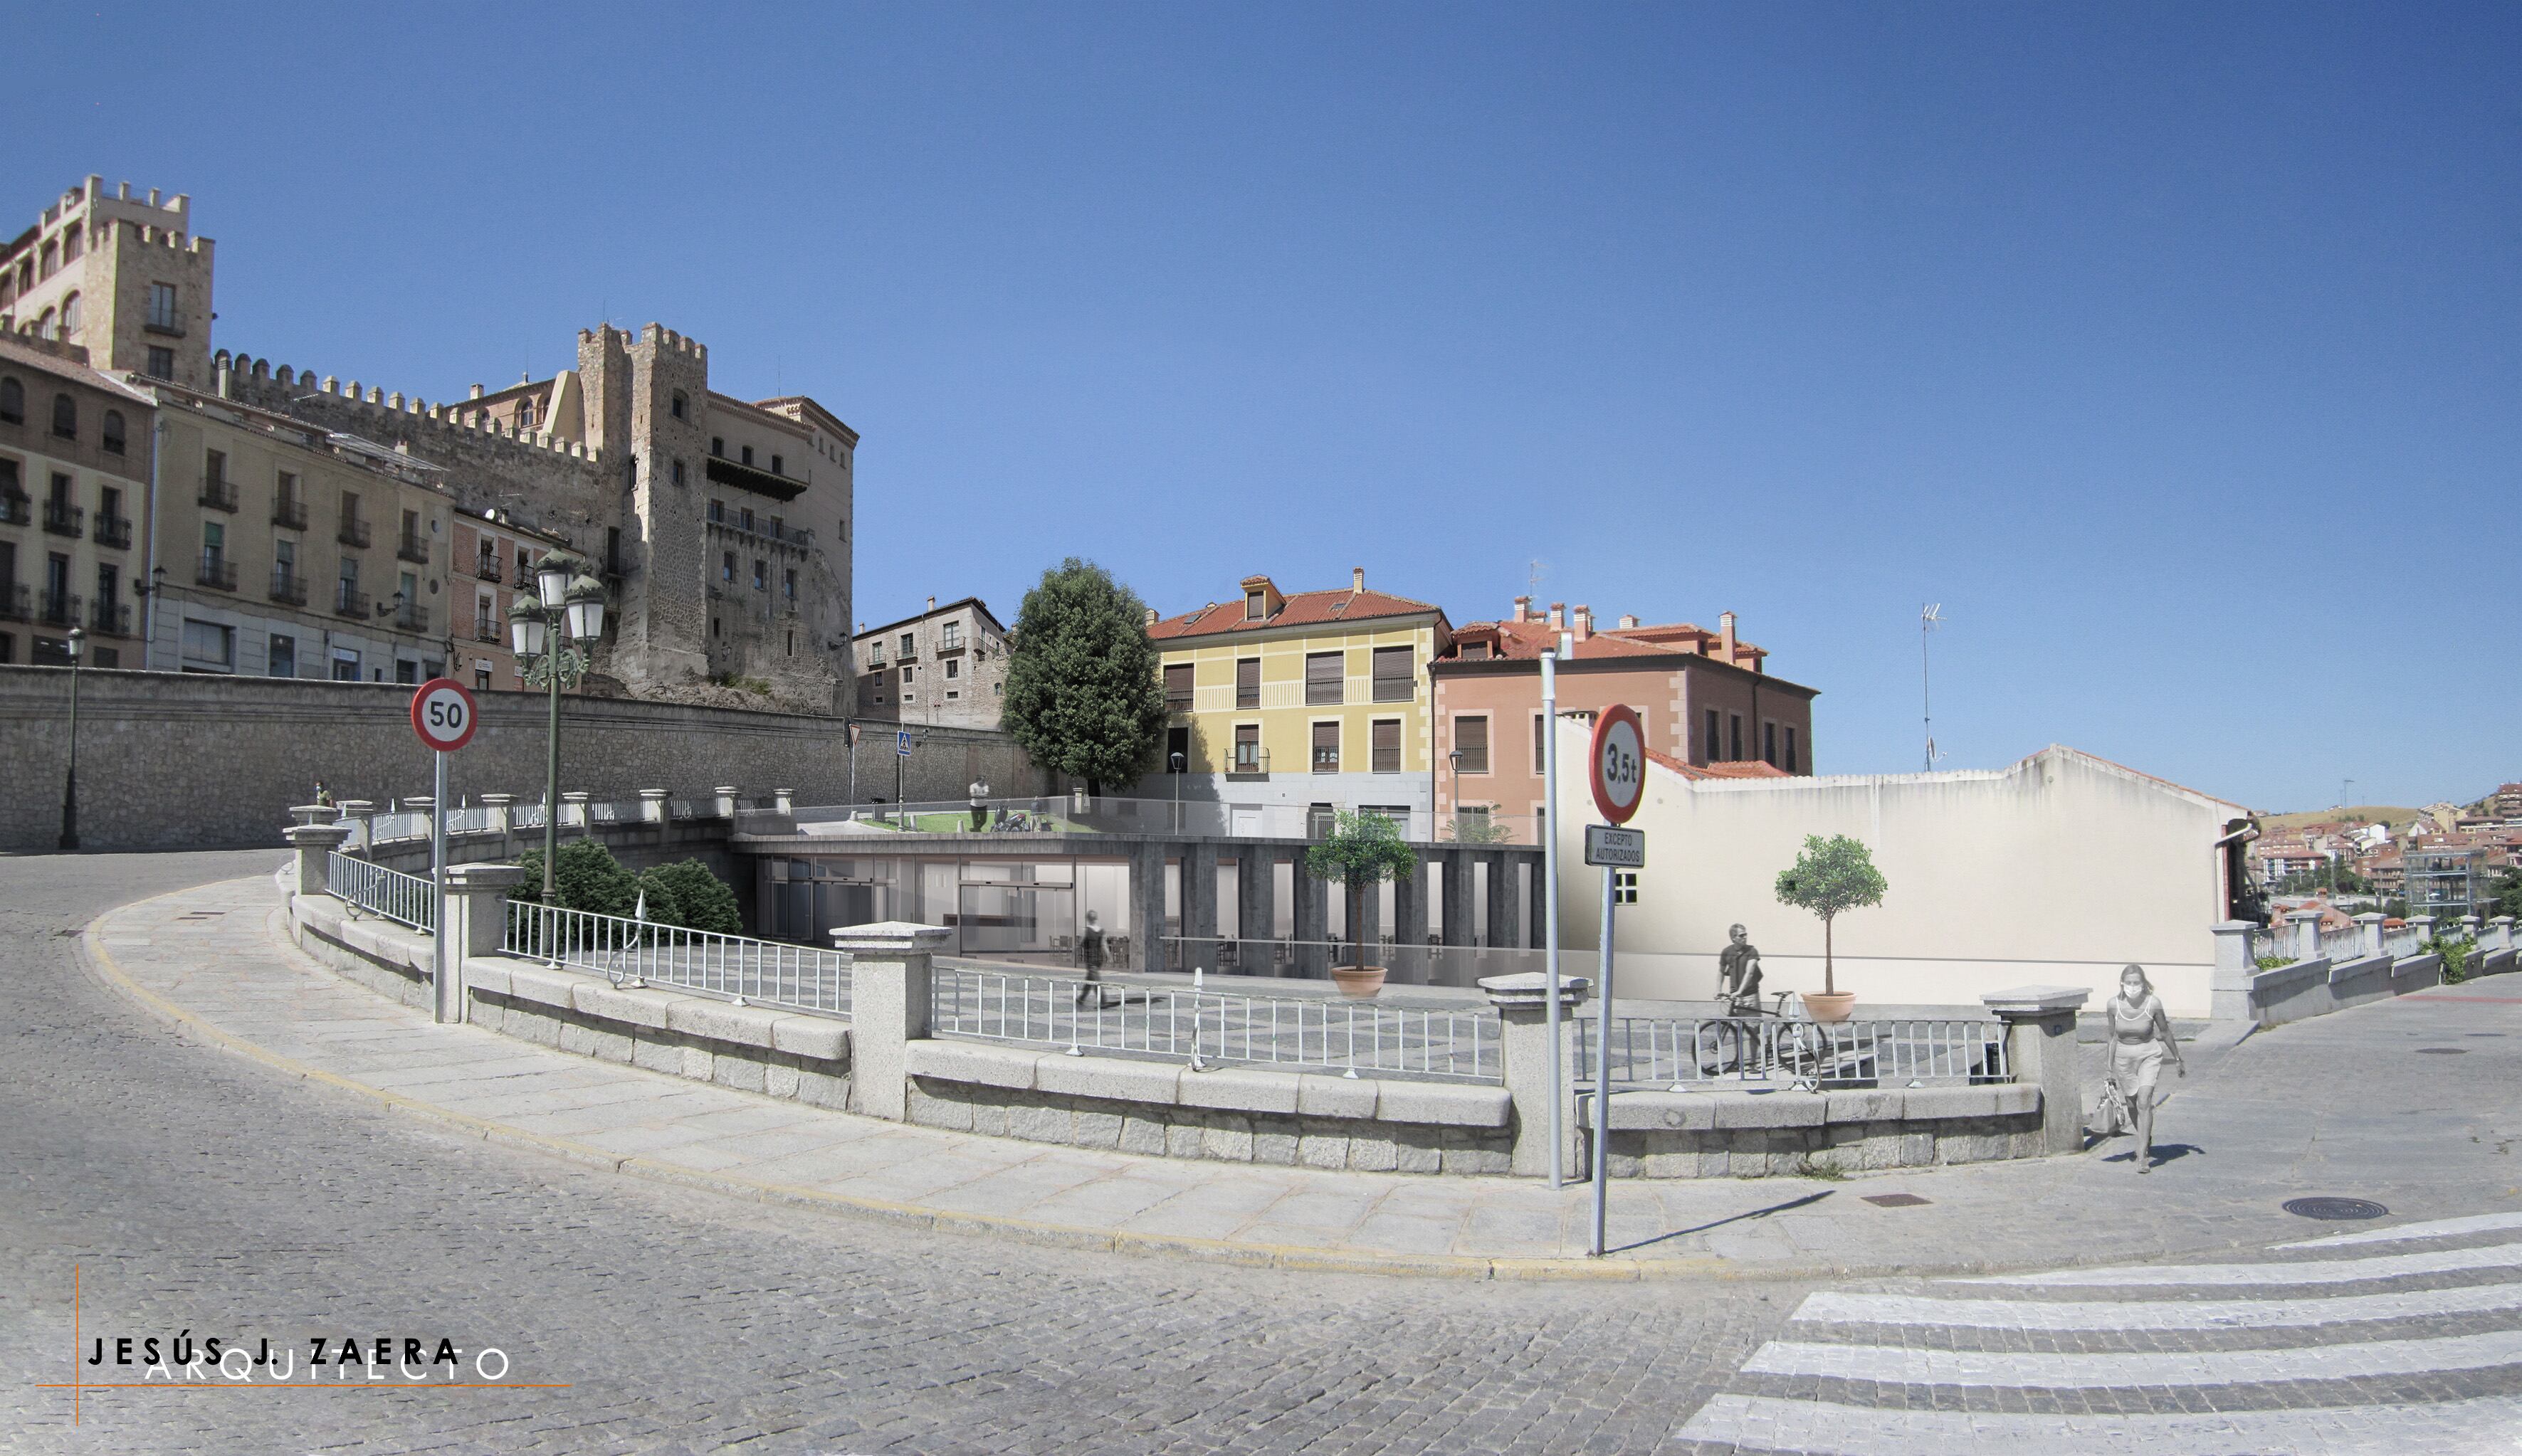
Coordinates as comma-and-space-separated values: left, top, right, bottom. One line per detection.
895, 730, 913, 757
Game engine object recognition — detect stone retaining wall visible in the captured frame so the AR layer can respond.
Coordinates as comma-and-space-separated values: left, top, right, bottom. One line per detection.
1583, 1086, 2044, 1178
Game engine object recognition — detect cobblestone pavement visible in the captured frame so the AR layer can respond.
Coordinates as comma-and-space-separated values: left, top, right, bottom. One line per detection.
9, 853, 2522, 1453
0, 851, 1800, 1454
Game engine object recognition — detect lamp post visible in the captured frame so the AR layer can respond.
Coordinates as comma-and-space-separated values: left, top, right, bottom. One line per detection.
1170, 751, 1185, 833
59, 625, 85, 851
1446, 747, 1463, 838
508, 551, 607, 900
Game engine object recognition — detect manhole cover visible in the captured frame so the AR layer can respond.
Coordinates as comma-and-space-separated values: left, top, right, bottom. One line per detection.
1863, 1193, 1931, 1208
2417, 1048, 2469, 1055
2283, 1197, 2389, 1221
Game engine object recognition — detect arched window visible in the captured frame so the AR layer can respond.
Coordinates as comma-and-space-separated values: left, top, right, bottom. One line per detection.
62, 223, 81, 263
35, 307, 54, 338
517, 400, 535, 430
671, 391, 687, 420
0, 376, 21, 425
51, 392, 77, 439
102, 410, 126, 455
58, 292, 80, 338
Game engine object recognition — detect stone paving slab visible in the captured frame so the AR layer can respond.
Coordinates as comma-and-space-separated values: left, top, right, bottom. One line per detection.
78, 875, 2522, 1280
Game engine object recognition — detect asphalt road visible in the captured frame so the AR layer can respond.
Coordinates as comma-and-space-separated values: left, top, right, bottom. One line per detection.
0, 850, 1796, 1455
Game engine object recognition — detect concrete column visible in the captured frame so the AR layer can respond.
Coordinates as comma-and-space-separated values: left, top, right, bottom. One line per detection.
2459, 914, 2482, 942
442, 862, 527, 1022
774, 788, 796, 816
337, 800, 375, 853
1481, 970, 1592, 1179
639, 789, 668, 823
1980, 986, 2091, 1155
2208, 920, 2258, 1023
1439, 849, 1474, 948
2355, 911, 2387, 959
1130, 840, 1170, 974
479, 793, 515, 833
1236, 850, 1276, 976
288, 803, 332, 827
831, 922, 951, 1121
562, 790, 592, 831
1391, 855, 1429, 984
2407, 915, 2434, 952
1180, 840, 1220, 975
1351, 872, 1381, 967
2491, 915, 2516, 953
713, 785, 740, 818
1291, 858, 1330, 978
1486, 852, 1521, 954
283, 822, 354, 897
2288, 909, 2323, 963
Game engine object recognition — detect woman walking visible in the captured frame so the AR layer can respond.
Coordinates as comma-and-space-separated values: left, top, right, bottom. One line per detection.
2103, 964, 2185, 1173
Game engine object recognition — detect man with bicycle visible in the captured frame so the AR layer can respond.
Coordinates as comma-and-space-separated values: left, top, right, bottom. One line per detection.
1716, 923, 1764, 1018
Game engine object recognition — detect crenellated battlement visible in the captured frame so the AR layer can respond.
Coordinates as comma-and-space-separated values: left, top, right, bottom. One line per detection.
215, 348, 605, 465
636, 322, 708, 364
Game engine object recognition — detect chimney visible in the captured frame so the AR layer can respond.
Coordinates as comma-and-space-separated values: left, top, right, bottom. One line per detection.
1145, 606, 1157, 628
926, 595, 936, 612
1352, 566, 1365, 593
470, 384, 484, 399
1572, 605, 1592, 641
1617, 613, 1639, 630
1548, 601, 1565, 631
1719, 611, 1738, 661
1513, 595, 1531, 622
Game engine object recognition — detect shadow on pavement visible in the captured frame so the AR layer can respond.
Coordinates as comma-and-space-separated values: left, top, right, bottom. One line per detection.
1611, 1190, 1835, 1255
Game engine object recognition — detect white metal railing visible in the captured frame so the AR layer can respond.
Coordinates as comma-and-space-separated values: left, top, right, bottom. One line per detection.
2253, 928, 2297, 964
2318, 925, 2370, 962
446, 806, 498, 834
501, 901, 851, 1018
797, 796, 1540, 845
1575, 1015, 2009, 1089
368, 811, 429, 845
1162, 937, 1545, 990
328, 850, 435, 931
929, 966, 1501, 1082
2386, 925, 2425, 959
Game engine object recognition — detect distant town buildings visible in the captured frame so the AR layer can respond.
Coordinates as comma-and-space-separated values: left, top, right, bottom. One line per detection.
853, 596, 1010, 730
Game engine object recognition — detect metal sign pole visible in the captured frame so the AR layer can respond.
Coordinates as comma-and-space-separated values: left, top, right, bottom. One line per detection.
431, 747, 453, 1024
1541, 649, 1563, 1189
1589, 857, 1615, 1255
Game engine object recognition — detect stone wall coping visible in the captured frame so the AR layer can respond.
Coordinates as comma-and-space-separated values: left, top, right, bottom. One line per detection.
284, 822, 354, 847
1477, 971, 1593, 1010
829, 922, 954, 954
1580, 1082, 2038, 1131
444, 862, 528, 888
1980, 985, 2092, 1015
902, 1040, 1511, 1128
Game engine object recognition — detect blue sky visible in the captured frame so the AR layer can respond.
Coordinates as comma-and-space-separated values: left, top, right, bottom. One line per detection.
9, 5, 2515, 811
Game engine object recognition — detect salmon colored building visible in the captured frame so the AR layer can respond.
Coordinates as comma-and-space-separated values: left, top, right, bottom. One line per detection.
1426, 598, 1817, 836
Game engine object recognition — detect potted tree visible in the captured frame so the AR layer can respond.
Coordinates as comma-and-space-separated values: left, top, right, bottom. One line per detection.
1306, 809, 1419, 998
1773, 833, 1887, 1023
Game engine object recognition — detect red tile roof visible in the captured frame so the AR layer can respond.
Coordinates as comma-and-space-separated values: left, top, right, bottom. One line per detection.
1150, 586, 1446, 640
1443, 615, 1772, 672
1644, 748, 1791, 780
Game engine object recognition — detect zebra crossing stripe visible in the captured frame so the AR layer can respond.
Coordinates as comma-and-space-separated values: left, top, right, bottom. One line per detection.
1675, 1392, 2522, 1456
1742, 1326, 2522, 1388
1963, 1240, 2522, 1287
2278, 1210, 2522, 1250
1792, 1279, 2522, 1331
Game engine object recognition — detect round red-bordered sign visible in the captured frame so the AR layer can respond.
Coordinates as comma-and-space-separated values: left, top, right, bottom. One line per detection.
1588, 703, 1646, 825
410, 677, 480, 753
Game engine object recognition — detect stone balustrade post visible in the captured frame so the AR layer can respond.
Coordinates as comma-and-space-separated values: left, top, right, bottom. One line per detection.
2407, 915, 2434, 951
2208, 920, 2259, 1022
2491, 916, 2516, 953
774, 788, 795, 815
2288, 909, 2324, 963
1480, 971, 1592, 1179
439, 863, 527, 1023
831, 922, 952, 1121
639, 788, 668, 823
2459, 914, 2482, 943
288, 803, 332, 827
479, 793, 515, 835
335, 801, 374, 853
283, 822, 354, 897
2355, 912, 2387, 959
1980, 986, 2091, 1155
713, 786, 740, 819
561, 790, 591, 831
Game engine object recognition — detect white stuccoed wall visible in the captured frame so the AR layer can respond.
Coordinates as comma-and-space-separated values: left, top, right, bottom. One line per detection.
1552, 731, 2247, 1018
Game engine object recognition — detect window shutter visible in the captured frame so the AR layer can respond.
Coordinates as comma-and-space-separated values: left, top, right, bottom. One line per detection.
1163, 663, 1194, 709
1236, 657, 1260, 708
1311, 720, 1340, 772
1372, 719, 1401, 774
1371, 645, 1412, 702
1305, 651, 1344, 705
1456, 715, 1489, 774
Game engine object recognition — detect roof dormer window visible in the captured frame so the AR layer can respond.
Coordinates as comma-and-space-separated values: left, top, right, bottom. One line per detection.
1244, 589, 1265, 621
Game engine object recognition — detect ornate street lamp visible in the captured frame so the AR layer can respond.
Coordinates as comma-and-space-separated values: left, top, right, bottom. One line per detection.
508, 552, 607, 900
60, 625, 85, 851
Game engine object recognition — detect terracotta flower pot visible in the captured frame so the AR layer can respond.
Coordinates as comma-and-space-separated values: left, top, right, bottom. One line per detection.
1329, 965, 1387, 999
1799, 991, 1857, 1023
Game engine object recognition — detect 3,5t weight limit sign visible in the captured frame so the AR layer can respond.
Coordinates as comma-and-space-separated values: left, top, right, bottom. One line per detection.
409, 678, 479, 753
1587, 704, 1645, 825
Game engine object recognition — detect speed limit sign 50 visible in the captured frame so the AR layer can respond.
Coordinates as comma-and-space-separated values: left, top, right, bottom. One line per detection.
1587, 703, 1645, 825
410, 677, 480, 753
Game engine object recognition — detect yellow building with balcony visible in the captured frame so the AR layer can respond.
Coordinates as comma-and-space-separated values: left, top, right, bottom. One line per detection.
1147, 569, 1452, 830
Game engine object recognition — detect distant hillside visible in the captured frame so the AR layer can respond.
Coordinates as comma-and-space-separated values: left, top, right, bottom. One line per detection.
2257, 805, 2424, 831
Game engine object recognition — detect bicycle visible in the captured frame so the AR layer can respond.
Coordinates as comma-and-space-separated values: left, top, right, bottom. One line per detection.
1691, 991, 1839, 1091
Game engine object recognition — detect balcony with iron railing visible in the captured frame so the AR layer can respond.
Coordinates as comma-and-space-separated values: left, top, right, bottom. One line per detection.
0, 583, 26, 621
1226, 745, 1271, 779
333, 585, 368, 619
474, 616, 501, 643
93, 512, 132, 550
272, 497, 308, 529
41, 499, 82, 538
392, 600, 428, 632
38, 589, 80, 628
198, 475, 238, 512
270, 568, 309, 606
89, 598, 132, 637
0, 491, 27, 527
195, 552, 238, 591
338, 517, 370, 549
396, 532, 429, 565
473, 554, 503, 584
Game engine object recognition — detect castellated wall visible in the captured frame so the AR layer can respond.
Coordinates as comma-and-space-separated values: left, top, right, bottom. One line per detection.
0, 666, 1039, 855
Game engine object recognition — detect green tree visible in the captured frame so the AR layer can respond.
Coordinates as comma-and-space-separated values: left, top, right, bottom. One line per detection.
1305, 811, 1419, 971
1002, 558, 1170, 795
515, 838, 640, 917
2489, 868, 2522, 922
1774, 833, 1888, 996
639, 860, 743, 935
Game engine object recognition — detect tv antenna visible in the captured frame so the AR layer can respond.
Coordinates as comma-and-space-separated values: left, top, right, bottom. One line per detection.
1921, 603, 1944, 771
